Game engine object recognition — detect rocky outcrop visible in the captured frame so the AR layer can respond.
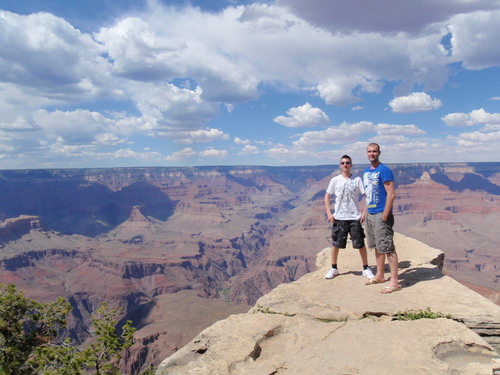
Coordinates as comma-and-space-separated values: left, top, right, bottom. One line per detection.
157, 233, 500, 374
0, 215, 43, 243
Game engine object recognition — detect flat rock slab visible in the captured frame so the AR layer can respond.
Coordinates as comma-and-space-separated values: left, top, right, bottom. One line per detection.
158, 233, 500, 374
158, 314, 499, 375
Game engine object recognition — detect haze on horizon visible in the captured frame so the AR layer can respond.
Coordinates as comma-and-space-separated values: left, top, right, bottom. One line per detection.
0, 0, 499, 169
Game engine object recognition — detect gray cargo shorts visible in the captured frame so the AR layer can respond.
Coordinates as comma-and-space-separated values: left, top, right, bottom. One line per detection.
365, 212, 395, 253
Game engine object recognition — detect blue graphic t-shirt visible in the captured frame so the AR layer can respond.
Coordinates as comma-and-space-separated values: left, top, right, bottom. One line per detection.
363, 164, 393, 214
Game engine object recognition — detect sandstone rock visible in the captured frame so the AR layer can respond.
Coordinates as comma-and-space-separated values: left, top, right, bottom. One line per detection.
157, 233, 500, 374
0, 215, 43, 243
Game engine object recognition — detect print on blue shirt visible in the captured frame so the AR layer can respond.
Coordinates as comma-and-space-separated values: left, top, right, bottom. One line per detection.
364, 171, 380, 209
363, 164, 393, 214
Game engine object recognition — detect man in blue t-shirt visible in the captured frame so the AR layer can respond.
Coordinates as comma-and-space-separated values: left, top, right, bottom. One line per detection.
363, 143, 401, 293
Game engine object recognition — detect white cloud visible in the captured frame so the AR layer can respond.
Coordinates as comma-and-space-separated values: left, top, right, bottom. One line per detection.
449, 130, 500, 155
0, 10, 111, 98
481, 124, 500, 132
173, 128, 230, 144
375, 123, 426, 136
0, 116, 40, 132
264, 146, 305, 162
455, 130, 500, 143
33, 109, 117, 145
166, 147, 197, 161
292, 121, 376, 149
234, 137, 252, 145
442, 108, 500, 127
239, 145, 260, 155
447, 10, 500, 70
389, 92, 443, 113
199, 148, 228, 158
131, 83, 220, 132
104, 148, 162, 161
275, 121, 425, 160
274, 102, 330, 128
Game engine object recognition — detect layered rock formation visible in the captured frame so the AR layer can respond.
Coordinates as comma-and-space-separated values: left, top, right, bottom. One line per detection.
0, 163, 498, 373
158, 233, 500, 374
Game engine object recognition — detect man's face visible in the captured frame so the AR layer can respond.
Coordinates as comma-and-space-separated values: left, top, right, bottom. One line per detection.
366, 145, 380, 163
340, 158, 352, 171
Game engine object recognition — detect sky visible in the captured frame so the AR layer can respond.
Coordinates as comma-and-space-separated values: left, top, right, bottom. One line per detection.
0, 0, 499, 169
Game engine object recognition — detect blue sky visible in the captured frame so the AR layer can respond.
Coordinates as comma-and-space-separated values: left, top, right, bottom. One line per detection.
0, 0, 499, 169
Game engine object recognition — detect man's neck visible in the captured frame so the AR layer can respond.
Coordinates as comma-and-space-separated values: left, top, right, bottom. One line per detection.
370, 161, 381, 169
341, 170, 352, 178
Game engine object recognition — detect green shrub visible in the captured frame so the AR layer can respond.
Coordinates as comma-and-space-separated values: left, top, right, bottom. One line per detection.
394, 307, 452, 321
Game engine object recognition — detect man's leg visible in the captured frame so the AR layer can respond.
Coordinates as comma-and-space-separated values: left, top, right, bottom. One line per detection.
325, 246, 340, 279
331, 245, 340, 265
386, 251, 400, 287
359, 246, 375, 279
358, 246, 368, 266
374, 249, 386, 281
365, 248, 385, 284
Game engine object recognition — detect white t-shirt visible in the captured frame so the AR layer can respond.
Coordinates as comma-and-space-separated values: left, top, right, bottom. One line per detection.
326, 174, 365, 220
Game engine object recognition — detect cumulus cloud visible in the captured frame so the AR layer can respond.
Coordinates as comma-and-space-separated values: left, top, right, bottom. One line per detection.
274, 102, 330, 128
166, 147, 197, 161
33, 109, 119, 145
264, 146, 298, 162
104, 148, 163, 161
447, 10, 500, 70
131, 83, 220, 132
0, 117, 40, 132
199, 148, 228, 158
376, 123, 426, 135
94, 6, 261, 104
0, 11, 111, 97
239, 145, 260, 155
172, 128, 230, 144
292, 121, 376, 149
289, 120, 425, 152
449, 129, 500, 156
442, 108, 500, 127
234, 137, 252, 145
389, 92, 443, 113
455, 130, 500, 143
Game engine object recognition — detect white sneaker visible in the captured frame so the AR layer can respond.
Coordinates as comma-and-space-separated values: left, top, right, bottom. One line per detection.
362, 268, 375, 279
325, 268, 339, 279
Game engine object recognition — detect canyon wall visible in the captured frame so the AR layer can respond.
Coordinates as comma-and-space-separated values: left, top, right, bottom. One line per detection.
0, 163, 498, 373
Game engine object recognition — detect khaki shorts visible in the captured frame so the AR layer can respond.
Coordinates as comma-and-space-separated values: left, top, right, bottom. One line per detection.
366, 212, 395, 253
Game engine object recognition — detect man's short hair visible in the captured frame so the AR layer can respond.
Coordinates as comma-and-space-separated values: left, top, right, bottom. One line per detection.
367, 143, 380, 151
340, 154, 352, 162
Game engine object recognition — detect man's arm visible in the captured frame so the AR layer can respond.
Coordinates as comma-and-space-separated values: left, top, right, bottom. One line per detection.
324, 193, 335, 222
382, 180, 396, 222
360, 197, 367, 224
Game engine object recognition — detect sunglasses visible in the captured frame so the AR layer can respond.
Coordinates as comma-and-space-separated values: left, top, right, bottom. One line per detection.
340, 161, 351, 165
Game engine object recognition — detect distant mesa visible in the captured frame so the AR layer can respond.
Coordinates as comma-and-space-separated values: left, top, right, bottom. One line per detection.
0, 215, 44, 243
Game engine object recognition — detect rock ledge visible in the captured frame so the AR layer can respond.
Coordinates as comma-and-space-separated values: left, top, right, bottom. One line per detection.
158, 233, 500, 374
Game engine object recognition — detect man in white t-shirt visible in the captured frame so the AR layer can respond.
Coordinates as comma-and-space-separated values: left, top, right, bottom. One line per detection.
324, 155, 374, 280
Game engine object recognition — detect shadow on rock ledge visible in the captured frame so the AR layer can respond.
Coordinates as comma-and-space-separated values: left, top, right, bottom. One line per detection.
158, 233, 500, 375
